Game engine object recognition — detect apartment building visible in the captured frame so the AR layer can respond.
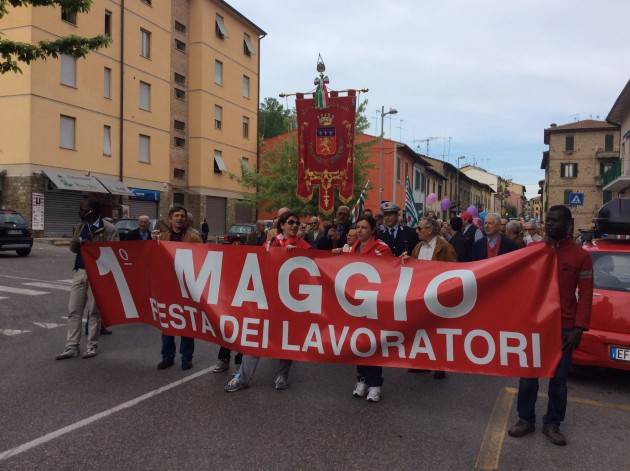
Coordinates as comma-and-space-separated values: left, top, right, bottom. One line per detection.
604, 78, 630, 197
0, 0, 265, 236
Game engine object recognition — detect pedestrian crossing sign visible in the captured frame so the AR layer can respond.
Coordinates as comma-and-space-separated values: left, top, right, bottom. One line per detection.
568, 192, 584, 206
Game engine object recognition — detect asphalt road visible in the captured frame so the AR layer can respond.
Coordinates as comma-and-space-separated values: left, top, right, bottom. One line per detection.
0, 243, 629, 470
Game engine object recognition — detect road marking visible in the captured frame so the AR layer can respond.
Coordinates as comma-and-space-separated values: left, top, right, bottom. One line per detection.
0, 297, 6, 300
0, 285, 48, 296
57, 279, 73, 284
0, 329, 32, 336
505, 386, 630, 413
0, 274, 70, 284
474, 387, 516, 471
33, 322, 65, 329
0, 366, 213, 463
23, 282, 71, 292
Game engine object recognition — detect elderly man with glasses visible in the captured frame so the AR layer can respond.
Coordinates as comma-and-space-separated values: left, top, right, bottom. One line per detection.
304, 216, 324, 248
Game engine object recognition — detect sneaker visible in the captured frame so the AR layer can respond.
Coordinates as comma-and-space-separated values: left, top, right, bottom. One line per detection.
352, 381, 368, 398
508, 419, 535, 438
274, 375, 289, 390
157, 357, 174, 370
542, 424, 567, 446
224, 377, 247, 393
82, 347, 98, 359
211, 359, 229, 373
366, 386, 382, 402
56, 347, 79, 360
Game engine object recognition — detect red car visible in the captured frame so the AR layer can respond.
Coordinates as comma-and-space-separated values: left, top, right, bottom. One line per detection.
572, 199, 630, 371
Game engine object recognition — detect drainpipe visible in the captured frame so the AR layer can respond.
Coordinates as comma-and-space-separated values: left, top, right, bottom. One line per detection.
119, 0, 125, 183
255, 32, 266, 220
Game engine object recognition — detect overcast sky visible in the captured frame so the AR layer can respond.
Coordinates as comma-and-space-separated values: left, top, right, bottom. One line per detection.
231, 0, 629, 198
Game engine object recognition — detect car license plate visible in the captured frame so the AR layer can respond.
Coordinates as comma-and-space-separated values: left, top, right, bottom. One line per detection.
610, 346, 630, 362
8, 230, 22, 235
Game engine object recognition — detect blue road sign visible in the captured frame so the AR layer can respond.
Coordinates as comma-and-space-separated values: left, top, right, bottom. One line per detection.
569, 192, 584, 206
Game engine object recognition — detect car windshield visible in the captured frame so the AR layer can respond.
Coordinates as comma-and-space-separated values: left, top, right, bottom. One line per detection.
0, 213, 26, 225
228, 225, 252, 234
591, 252, 630, 292
115, 220, 138, 230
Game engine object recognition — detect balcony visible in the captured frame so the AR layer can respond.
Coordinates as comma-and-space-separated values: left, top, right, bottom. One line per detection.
596, 147, 620, 159
603, 159, 630, 193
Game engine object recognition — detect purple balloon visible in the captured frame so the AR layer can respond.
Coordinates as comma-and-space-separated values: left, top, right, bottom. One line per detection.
440, 198, 451, 211
467, 205, 479, 217
427, 193, 437, 204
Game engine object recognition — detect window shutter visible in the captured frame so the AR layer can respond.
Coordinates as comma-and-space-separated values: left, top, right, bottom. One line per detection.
103, 126, 112, 156
563, 189, 571, 204
61, 55, 76, 87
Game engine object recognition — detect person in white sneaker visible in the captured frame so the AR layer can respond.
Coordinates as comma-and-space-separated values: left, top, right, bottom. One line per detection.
340, 214, 392, 402
56, 198, 118, 360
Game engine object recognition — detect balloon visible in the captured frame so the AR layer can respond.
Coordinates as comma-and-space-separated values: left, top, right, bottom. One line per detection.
466, 206, 479, 217
479, 211, 488, 221
427, 193, 437, 204
440, 198, 451, 211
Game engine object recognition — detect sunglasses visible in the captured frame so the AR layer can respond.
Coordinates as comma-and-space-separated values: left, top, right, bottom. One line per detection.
286, 220, 299, 226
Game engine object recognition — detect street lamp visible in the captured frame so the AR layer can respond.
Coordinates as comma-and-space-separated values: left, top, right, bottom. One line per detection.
456, 155, 466, 213
379, 106, 398, 202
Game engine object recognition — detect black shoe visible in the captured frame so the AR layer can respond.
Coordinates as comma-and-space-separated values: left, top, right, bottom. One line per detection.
182, 360, 193, 370
157, 358, 174, 370
433, 370, 446, 379
508, 419, 535, 438
543, 424, 567, 446
100, 326, 113, 335
407, 369, 430, 373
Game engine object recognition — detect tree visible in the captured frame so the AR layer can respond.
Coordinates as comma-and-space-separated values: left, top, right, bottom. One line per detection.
233, 99, 375, 217
0, 1, 109, 74
258, 97, 294, 140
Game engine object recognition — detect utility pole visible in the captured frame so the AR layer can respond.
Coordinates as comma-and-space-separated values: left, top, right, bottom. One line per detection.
456, 155, 466, 213
379, 106, 398, 202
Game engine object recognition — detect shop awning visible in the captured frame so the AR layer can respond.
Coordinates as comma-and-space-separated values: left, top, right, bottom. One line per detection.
43, 169, 109, 194
95, 176, 134, 196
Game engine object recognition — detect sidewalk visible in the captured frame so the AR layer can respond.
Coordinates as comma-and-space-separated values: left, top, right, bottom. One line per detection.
35, 238, 71, 246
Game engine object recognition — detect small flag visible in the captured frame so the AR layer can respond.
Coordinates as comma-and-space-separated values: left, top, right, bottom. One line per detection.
351, 181, 369, 224
404, 176, 419, 227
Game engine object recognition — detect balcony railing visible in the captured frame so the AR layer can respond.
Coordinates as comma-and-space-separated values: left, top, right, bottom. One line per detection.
601, 160, 622, 186
596, 147, 620, 159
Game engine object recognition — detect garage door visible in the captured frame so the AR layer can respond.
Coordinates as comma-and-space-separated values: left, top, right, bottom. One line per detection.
44, 191, 86, 237
128, 200, 158, 219
205, 196, 226, 235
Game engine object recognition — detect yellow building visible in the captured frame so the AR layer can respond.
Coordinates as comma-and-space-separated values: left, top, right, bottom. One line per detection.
0, 0, 265, 236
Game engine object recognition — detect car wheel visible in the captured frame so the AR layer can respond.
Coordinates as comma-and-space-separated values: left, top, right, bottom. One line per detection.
16, 248, 31, 257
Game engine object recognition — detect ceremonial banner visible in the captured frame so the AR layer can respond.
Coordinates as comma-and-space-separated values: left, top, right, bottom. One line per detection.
295, 90, 357, 215
83, 242, 562, 378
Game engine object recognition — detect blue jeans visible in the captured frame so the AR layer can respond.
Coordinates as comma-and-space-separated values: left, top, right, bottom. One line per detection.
161, 335, 194, 362
517, 329, 573, 426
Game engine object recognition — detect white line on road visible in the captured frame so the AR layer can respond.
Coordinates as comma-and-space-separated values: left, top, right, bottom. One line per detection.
0, 329, 32, 336
57, 279, 73, 284
0, 366, 213, 463
0, 274, 70, 284
0, 285, 48, 296
0, 297, 6, 300
23, 282, 71, 292
33, 322, 65, 329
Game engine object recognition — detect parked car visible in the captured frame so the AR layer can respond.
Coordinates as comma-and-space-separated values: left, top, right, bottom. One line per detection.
114, 218, 139, 240
222, 223, 256, 244
0, 210, 33, 256
572, 199, 630, 371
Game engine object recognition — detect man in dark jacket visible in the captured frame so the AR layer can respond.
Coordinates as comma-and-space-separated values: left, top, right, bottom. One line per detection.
304, 216, 324, 248
472, 212, 517, 260
126, 215, 152, 241
378, 202, 418, 256
334, 206, 352, 248
245, 220, 267, 246
508, 205, 593, 447
448, 216, 468, 262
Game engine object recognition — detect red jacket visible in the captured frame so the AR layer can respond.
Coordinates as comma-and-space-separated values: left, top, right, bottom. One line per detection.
555, 239, 593, 330
269, 235, 312, 250
351, 238, 392, 256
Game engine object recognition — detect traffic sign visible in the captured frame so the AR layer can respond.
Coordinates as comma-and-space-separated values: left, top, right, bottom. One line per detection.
569, 192, 584, 206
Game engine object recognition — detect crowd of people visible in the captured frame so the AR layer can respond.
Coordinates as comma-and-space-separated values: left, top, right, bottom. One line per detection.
55, 197, 592, 447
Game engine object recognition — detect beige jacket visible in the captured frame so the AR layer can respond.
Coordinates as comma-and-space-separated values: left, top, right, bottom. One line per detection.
70, 219, 119, 254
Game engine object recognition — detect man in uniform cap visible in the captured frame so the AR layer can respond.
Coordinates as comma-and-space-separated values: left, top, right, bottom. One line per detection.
378, 202, 418, 256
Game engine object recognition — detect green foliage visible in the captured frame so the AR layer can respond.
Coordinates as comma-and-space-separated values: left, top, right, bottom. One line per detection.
258, 97, 294, 140
233, 98, 375, 217
504, 203, 517, 218
0, 0, 109, 73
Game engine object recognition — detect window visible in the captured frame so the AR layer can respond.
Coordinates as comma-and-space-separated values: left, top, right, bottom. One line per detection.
140, 29, 151, 58
241, 157, 249, 175
404, 162, 409, 182
61, 7, 77, 25
242, 75, 250, 98
396, 157, 401, 181
175, 39, 186, 52
560, 163, 578, 178
591, 253, 630, 292
174, 72, 186, 85
141, 0, 152, 5
242, 116, 249, 138
214, 105, 223, 130
139, 81, 151, 111
103, 125, 112, 156
174, 21, 186, 33
214, 60, 223, 85
174, 168, 186, 179
60, 115, 76, 150
421, 174, 426, 192
60, 54, 76, 87
565, 135, 574, 152
173, 192, 185, 205
600, 162, 615, 176
103, 67, 111, 98
174, 137, 186, 148
214, 150, 227, 174
175, 88, 186, 100
438, 183, 442, 200
414, 170, 420, 190
243, 33, 255, 56
215, 14, 228, 39
174, 120, 186, 131
104, 10, 112, 36
139, 134, 150, 163
605, 134, 614, 152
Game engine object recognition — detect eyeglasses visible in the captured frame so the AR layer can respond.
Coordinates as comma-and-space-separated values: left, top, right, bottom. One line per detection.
286, 220, 299, 226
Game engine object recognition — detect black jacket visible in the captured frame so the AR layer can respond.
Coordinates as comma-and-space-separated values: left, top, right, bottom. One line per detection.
449, 231, 468, 262
304, 230, 325, 248
378, 225, 419, 256
472, 234, 517, 260
126, 228, 151, 241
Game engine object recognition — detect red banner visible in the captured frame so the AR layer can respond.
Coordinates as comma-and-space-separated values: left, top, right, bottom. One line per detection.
82, 242, 562, 377
295, 91, 356, 215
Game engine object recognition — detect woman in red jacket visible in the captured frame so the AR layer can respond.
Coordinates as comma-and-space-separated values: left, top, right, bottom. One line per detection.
267, 211, 312, 250
345, 214, 392, 402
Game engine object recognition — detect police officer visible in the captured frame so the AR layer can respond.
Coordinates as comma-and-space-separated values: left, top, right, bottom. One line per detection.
377, 202, 418, 256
